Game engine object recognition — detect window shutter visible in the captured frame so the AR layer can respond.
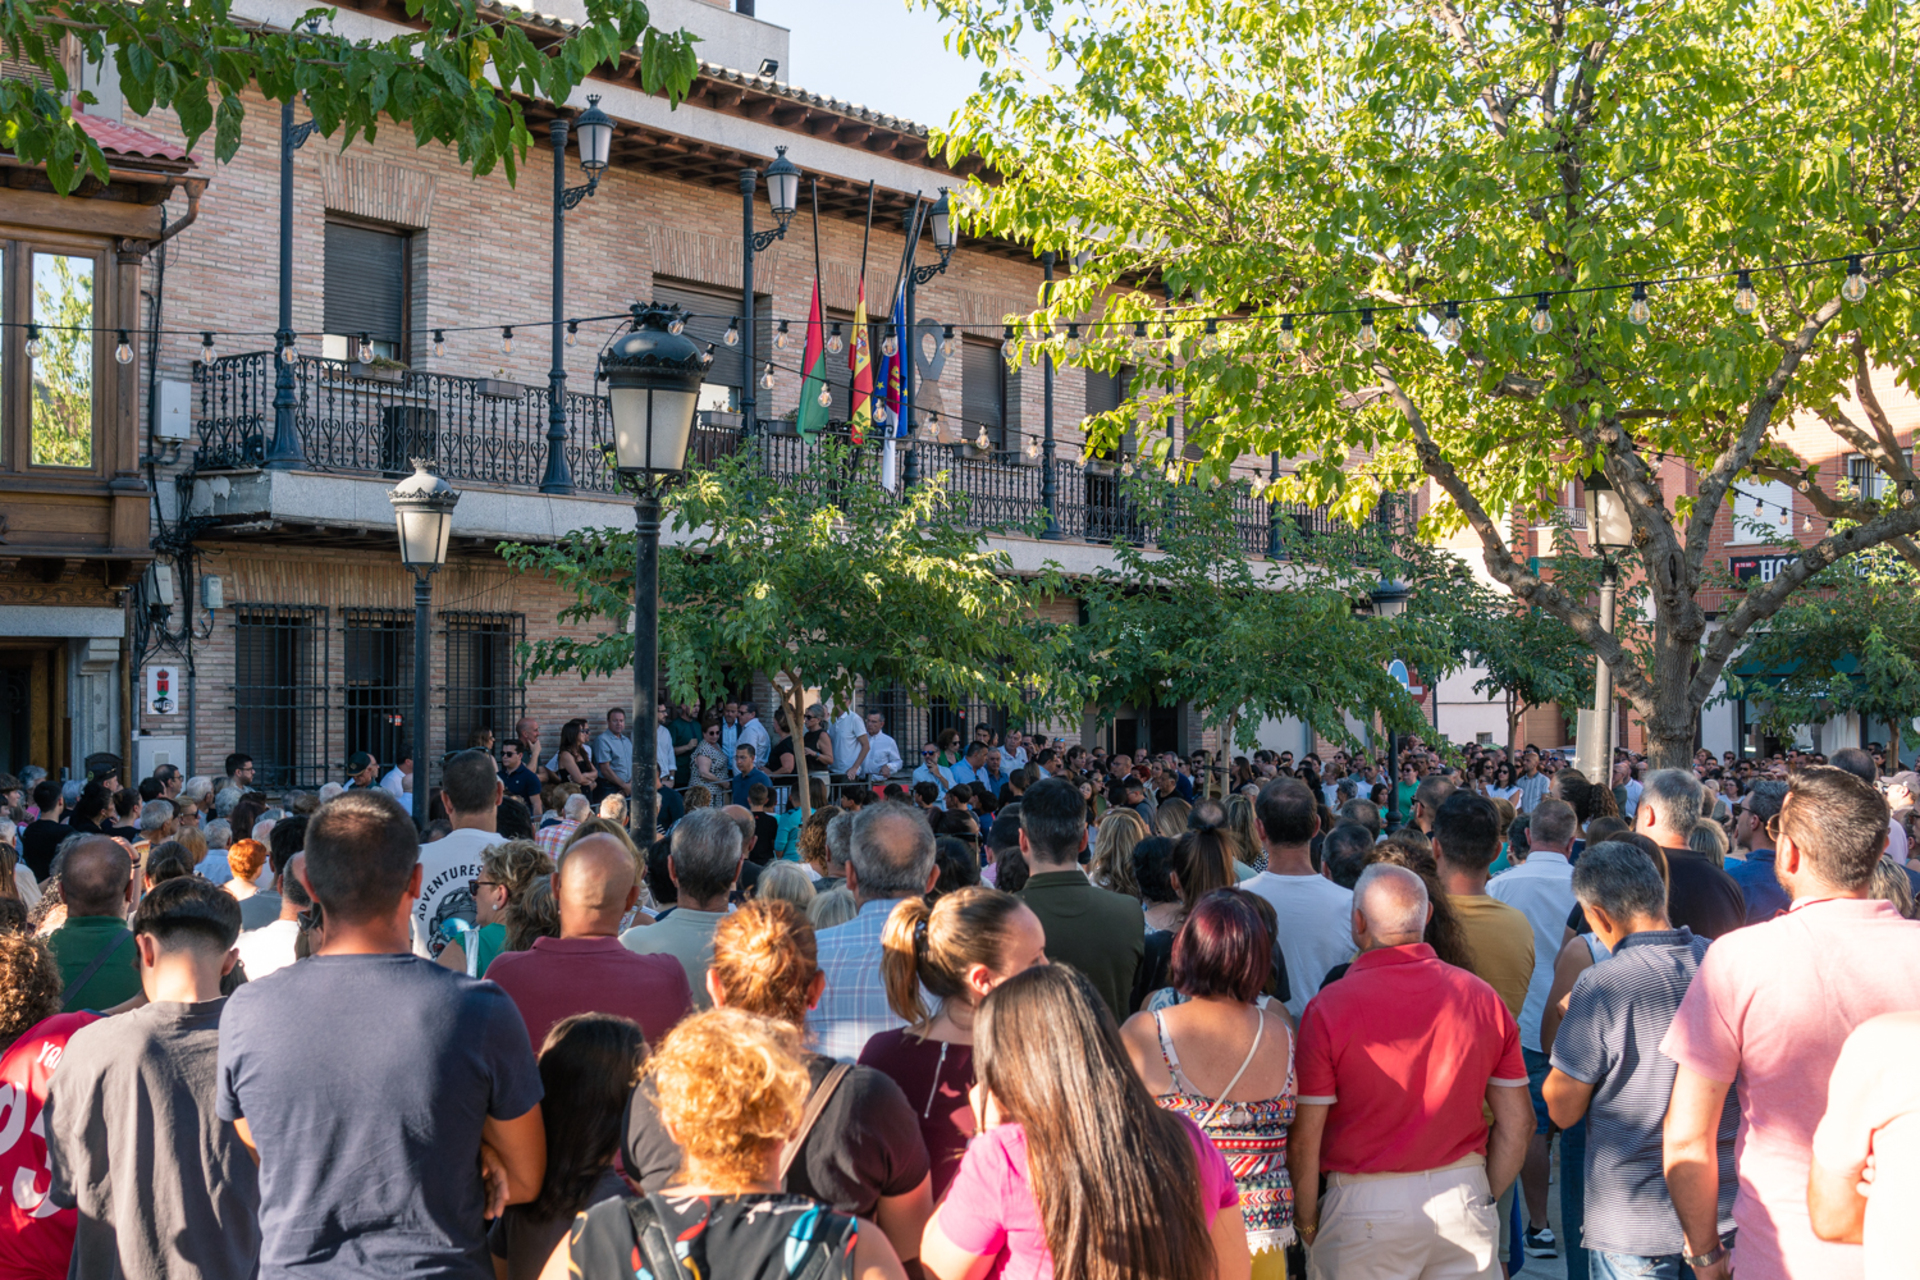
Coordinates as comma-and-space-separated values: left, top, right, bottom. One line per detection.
324, 223, 408, 352
961, 338, 1004, 450
653, 279, 771, 404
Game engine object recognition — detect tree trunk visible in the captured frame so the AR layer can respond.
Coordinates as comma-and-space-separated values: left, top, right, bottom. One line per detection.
1221, 711, 1238, 798
1506, 693, 1522, 759
785, 675, 813, 820
1639, 631, 1702, 771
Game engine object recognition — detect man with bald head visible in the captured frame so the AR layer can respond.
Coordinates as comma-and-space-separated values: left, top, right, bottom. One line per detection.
486, 833, 691, 1048
809, 800, 939, 1058
47, 834, 140, 1011
1289, 863, 1534, 1279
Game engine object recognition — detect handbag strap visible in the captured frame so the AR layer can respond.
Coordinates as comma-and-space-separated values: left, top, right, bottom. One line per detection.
779, 1063, 852, 1182
1196, 1006, 1265, 1131
623, 1195, 688, 1280
61, 928, 132, 1007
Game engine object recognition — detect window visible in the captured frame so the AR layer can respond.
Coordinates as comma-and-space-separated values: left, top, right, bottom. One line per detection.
1846, 452, 1916, 503
961, 336, 1006, 454
1083, 365, 1134, 458
342, 608, 412, 768
323, 221, 409, 362
232, 606, 330, 789
443, 611, 524, 759
29, 252, 95, 468
653, 280, 770, 416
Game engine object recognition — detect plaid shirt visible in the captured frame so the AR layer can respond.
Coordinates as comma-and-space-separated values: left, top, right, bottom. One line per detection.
808, 897, 908, 1061
535, 818, 579, 860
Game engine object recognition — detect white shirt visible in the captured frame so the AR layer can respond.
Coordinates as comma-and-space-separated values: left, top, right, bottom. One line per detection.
1239, 870, 1358, 1018
656, 725, 675, 781
237, 917, 300, 980
737, 716, 771, 769
1890, 818, 1910, 867
1487, 848, 1577, 1051
830, 712, 870, 777
409, 827, 501, 959
1622, 777, 1644, 818
1003, 746, 1028, 772
862, 732, 904, 780
379, 766, 410, 800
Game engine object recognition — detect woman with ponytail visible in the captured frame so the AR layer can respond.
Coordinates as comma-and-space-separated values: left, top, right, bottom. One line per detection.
920, 964, 1252, 1280
858, 887, 1046, 1197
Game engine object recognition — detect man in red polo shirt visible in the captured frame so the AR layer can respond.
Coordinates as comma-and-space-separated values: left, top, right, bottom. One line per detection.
1288, 863, 1534, 1280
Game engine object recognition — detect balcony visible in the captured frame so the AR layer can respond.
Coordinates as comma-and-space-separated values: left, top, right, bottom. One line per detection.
193, 352, 1366, 555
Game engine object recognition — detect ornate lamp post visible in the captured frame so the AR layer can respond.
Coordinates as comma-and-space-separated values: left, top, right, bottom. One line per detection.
263, 102, 320, 470
542, 96, 614, 495
603, 304, 706, 843
740, 146, 800, 438
1582, 469, 1634, 778
900, 189, 957, 487
1370, 576, 1412, 832
388, 461, 461, 830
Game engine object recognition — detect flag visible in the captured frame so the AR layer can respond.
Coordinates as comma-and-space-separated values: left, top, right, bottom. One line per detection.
883, 289, 907, 437
797, 278, 830, 436
849, 275, 872, 445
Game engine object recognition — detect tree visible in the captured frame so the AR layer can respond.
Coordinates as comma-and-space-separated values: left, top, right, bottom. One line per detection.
504, 440, 1074, 817
0, 0, 699, 192
1722, 546, 1920, 763
927, 0, 1920, 767
1072, 474, 1431, 763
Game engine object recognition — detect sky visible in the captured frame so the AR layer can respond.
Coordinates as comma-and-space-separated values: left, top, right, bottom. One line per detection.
749, 0, 985, 130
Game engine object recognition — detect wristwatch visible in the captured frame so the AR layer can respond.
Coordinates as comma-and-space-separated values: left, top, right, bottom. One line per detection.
1683, 1242, 1729, 1268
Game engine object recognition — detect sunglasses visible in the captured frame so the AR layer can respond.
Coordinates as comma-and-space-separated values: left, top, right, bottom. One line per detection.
922, 750, 936, 756
467, 878, 502, 896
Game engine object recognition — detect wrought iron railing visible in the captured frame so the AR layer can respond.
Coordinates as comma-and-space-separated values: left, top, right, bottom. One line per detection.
192, 354, 1370, 552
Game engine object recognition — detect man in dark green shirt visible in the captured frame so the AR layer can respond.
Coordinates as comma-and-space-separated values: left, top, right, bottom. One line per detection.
46, 834, 140, 1011
1014, 777, 1144, 1021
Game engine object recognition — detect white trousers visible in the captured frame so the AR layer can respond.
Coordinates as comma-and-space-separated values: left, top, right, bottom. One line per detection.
1307, 1156, 1500, 1280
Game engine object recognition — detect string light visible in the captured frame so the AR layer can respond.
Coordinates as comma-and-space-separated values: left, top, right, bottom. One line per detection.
975, 426, 990, 450
760, 361, 774, 389
1529, 293, 1554, 336
1803, 513, 1814, 532
1355, 309, 1378, 352
1004, 323, 1017, 368
1277, 314, 1297, 352
943, 324, 958, 356
1627, 284, 1652, 326
701, 343, 716, 367
566, 321, 579, 347
1842, 255, 1868, 303
1733, 271, 1758, 317
723, 318, 740, 347
24, 323, 41, 358
1132, 320, 1150, 357
356, 333, 374, 364
1024, 436, 1041, 461
281, 333, 298, 363
200, 331, 215, 363
433, 330, 446, 358
827, 323, 843, 355
1200, 318, 1219, 353
114, 331, 132, 365
500, 327, 513, 355
1065, 322, 1082, 357
1438, 302, 1463, 343
667, 314, 686, 335
815, 384, 831, 408
774, 320, 790, 350
881, 327, 898, 358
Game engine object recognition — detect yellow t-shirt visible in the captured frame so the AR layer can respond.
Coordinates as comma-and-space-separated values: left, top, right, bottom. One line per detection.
1448, 893, 1535, 1021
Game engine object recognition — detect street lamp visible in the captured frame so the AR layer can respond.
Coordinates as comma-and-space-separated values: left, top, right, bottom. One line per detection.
901, 189, 959, 487
741, 146, 801, 439
263, 101, 321, 470
604, 303, 706, 844
1582, 468, 1634, 779
542, 96, 615, 496
388, 460, 461, 831
1370, 576, 1411, 832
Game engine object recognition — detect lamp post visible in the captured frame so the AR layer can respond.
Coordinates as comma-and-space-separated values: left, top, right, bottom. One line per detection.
1583, 469, 1634, 779
603, 304, 706, 845
1370, 576, 1411, 832
264, 101, 320, 470
541, 96, 614, 496
900, 189, 957, 487
740, 146, 800, 439
388, 461, 461, 831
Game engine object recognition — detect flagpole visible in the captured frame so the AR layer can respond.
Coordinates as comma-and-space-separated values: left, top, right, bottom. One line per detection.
858, 180, 875, 287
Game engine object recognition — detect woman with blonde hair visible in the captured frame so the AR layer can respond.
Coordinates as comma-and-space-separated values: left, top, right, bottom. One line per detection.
620, 901, 933, 1268
1156, 798, 1193, 839
1089, 808, 1149, 898
860, 887, 1047, 1196
1225, 793, 1263, 872
438, 839, 553, 977
548, 1007, 906, 1280
796, 807, 834, 879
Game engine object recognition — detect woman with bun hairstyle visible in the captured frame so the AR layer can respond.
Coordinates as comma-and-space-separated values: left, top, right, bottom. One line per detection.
858, 887, 1047, 1197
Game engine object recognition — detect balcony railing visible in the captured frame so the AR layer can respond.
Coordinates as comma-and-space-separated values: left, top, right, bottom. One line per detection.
194, 352, 1371, 553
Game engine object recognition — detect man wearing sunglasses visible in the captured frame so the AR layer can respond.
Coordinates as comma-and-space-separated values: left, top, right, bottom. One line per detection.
913, 744, 953, 802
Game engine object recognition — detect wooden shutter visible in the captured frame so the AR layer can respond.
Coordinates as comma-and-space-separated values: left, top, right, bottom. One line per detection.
324, 223, 408, 353
961, 337, 1004, 451
653, 279, 771, 406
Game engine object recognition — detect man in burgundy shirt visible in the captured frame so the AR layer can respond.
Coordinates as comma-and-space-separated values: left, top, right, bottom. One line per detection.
1289, 863, 1534, 1279
486, 833, 692, 1048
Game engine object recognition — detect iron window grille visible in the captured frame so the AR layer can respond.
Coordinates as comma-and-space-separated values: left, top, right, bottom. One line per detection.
442, 611, 525, 761
342, 608, 414, 773
231, 605, 330, 789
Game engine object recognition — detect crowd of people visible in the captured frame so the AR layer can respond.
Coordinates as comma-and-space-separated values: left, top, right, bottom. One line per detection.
0, 711, 1916, 1280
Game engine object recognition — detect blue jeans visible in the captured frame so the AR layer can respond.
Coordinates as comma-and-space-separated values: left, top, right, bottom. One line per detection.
1561, 1116, 1588, 1280
1590, 1248, 1722, 1279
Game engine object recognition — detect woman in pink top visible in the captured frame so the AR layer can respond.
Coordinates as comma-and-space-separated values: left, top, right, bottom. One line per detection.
920, 965, 1251, 1280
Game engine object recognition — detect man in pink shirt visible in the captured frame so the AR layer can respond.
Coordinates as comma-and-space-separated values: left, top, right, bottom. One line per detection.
1662, 765, 1920, 1280
486, 832, 691, 1049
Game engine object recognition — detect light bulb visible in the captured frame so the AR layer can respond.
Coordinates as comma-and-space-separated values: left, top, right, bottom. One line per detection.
1842, 255, 1868, 303
1024, 437, 1040, 460
24, 324, 42, 359
701, 344, 716, 367
975, 426, 990, 450
942, 325, 957, 356
1064, 323, 1082, 358
1802, 513, 1813, 532
875, 403, 890, 426
1277, 315, 1297, 352
1732, 270, 1758, 317
774, 320, 790, 350
723, 319, 740, 347
1132, 321, 1150, 357
501, 328, 514, 355
566, 322, 578, 347
199, 332, 215, 363
1120, 460, 1136, 477
114, 331, 133, 365
1438, 303, 1462, 344
433, 331, 446, 358
1200, 318, 1218, 353
815, 385, 831, 408
1902, 487, 1916, 507
282, 334, 299, 363
1529, 293, 1554, 335
881, 331, 898, 358
1355, 310, 1378, 352
356, 333, 374, 364
667, 315, 686, 335
827, 324, 843, 355
1627, 284, 1651, 326
760, 362, 774, 389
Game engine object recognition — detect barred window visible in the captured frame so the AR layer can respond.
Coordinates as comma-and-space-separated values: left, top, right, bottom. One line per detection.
232, 605, 330, 789
443, 611, 524, 760
342, 608, 413, 769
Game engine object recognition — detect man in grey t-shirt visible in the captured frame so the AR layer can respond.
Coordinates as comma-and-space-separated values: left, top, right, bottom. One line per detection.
45, 877, 260, 1280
